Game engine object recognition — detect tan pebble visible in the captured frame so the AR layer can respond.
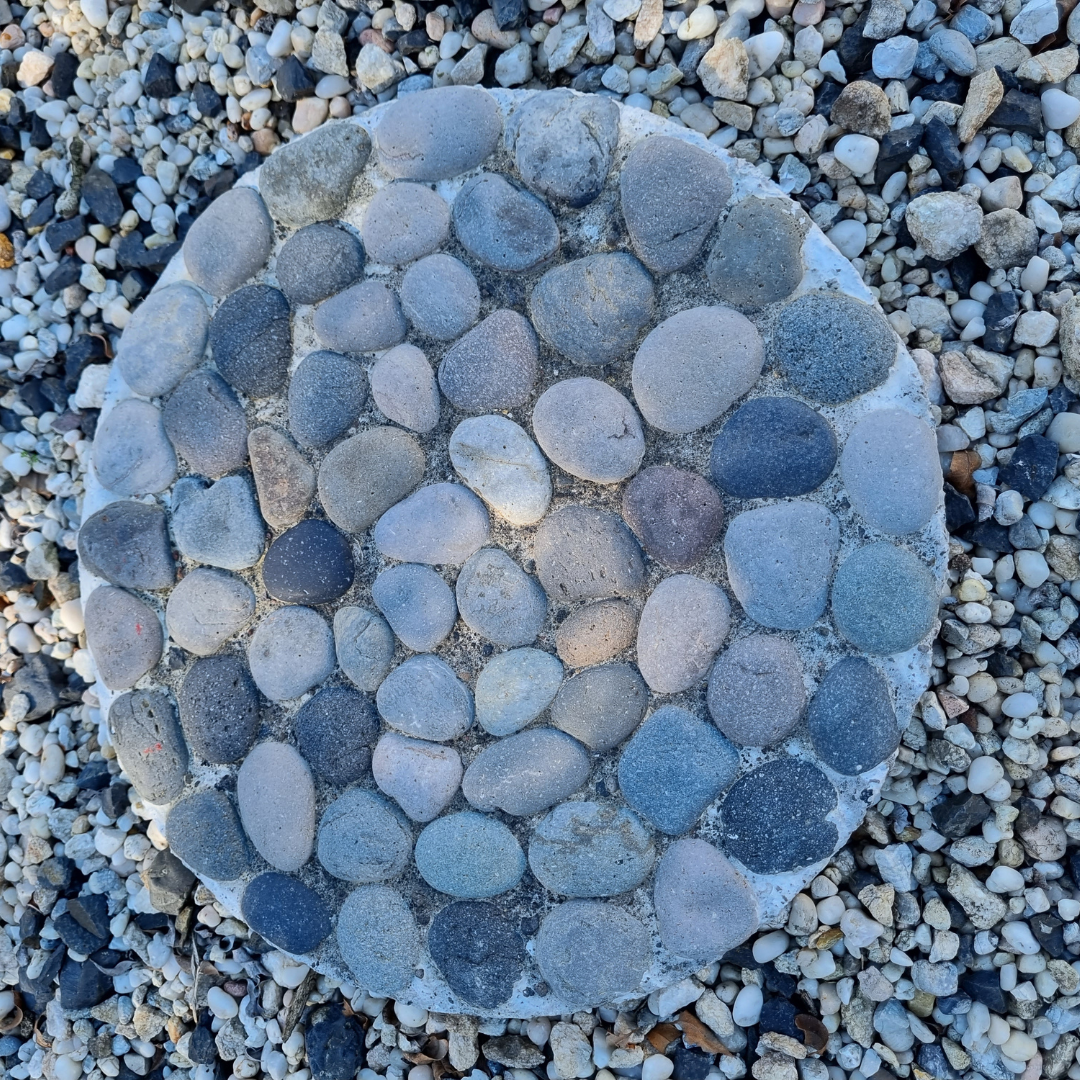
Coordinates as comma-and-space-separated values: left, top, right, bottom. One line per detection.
555, 600, 637, 668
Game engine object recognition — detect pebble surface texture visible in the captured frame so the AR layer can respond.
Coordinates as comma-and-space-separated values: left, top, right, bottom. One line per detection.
80, 88, 946, 1018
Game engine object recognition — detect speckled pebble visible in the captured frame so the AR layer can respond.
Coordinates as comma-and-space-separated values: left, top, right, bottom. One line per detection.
453, 173, 560, 272
295, 685, 380, 786
399, 253, 481, 341
316, 788, 412, 882
361, 181, 450, 265
809, 657, 900, 775
376, 653, 474, 741
475, 647, 564, 736
374, 482, 490, 565
247, 605, 336, 701
83, 586, 163, 690
171, 475, 266, 571
163, 370, 249, 479
438, 309, 539, 413
621, 466, 724, 570
261, 518, 354, 604
165, 568, 255, 656
334, 606, 396, 692
274, 222, 365, 307
183, 186, 273, 296
288, 350, 366, 448
77, 500, 175, 591
177, 655, 260, 764
369, 344, 440, 434
313, 281, 407, 354
210, 284, 292, 399
248, 425, 317, 530
93, 398, 177, 496
237, 740, 316, 873
167, 790, 252, 882
550, 661, 648, 752
372, 563, 457, 652
109, 689, 188, 805
415, 812, 525, 898
555, 599, 636, 668
243, 872, 332, 955
337, 884, 418, 996
456, 547, 547, 647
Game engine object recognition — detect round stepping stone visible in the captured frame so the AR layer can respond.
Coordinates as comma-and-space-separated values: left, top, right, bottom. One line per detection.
116, 283, 209, 398
720, 759, 839, 875
237, 741, 315, 873
369, 344, 440, 434
262, 519, 354, 604
711, 397, 838, 499
109, 689, 188, 805
163, 370, 248, 479
555, 600, 636, 668
288, 351, 366, 448
313, 281, 407, 354
334, 606, 396, 692
529, 802, 655, 898
621, 466, 724, 571
532, 377, 645, 484
337, 884, 419, 996
632, 307, 764, 434
372, 732, 463, 822
449, 415, 551, 527
724, 502, 840, 630
172, 475, 266, 571
770, 291, 897, 404
77, 501, 175, 591
165, 568, 255, 656
242, 872, 332, 954
529, 253, 656, 367
93, 398, 177, 496
376, 654, 474, 742
415, 813, 525, 898
167, 790, 251, 881
550, 662, 648, 752
474, 648, 564, 736
372, 563, 457, 652
83, 586, 163, 690
707, 635, 805, 747
361, 182, 450, 265
295, 686, 380, 786
316, 788, 412, 882
618, 706, 739, 835
456, 548, 547, 647
182, 186, 273, 296
247, 605, 335, 701
452, 173, 560, 271
177, 655, 260, 764
374, 483, 490, 566
840, 408, 940, 535
399, 253, 480, 341
248, 425, 317, 530
831, 543, 938, 655
438, 309, 539, 413
209, 284, 292, 399
462, 728, 590, 816
274, 222, 365, 307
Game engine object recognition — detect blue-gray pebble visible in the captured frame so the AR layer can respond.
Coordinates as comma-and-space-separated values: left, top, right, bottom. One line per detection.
242, 872, 332, 954
183, 186, 273, 297
453, 174, 560, 272
261, 518, 354, 604
163, 370, 249, 479
399, 254, 480, 341
295, 685, 380, 785
167, 790, 252, 881
438, 309, 539, 413
210, 284, 292, 399
313, 281, 407, 354
376, 654, 474, 741
171, 475, 266, 570
274, 222, 365, 306
551, 662, 648, 752
415, 812, 525, 898
809, 657, 900, 775
116, 283, 210, 397
372, 563, 457, 652
455, 548, 547, 647
288, 350, 366, 448
77, 500, 175, 591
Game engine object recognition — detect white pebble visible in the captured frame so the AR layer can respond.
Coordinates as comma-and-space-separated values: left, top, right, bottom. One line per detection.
986, 866, 1024, 893
967, 756, 1004, 794
641, 1057, 674, 1080
731, 984, 763, 1027
752, 929, 790, 963
1001, 691, 1038, 718
207, 986, 239, 1019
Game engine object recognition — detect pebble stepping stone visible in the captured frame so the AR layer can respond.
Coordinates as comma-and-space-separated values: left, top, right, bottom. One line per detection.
288, 350, 366, 448
438, 309, 539, 413
555, 600, 636, 668
115, 283, 209, 397
163, 370, 248, 478
374, 483, 490, 566
261, 518, 354, 604
295, 686, 380, 786
77, 501, 174, 591
456, 548, 547, 648
242, 872, 332, 954
83, 586, 162, 690
165, 568, 255, 656
167, 790, 251, 881
376, 654, 473, 742
93, 398, 177, 496
333, 607, 396, 692
474, 648, 564, 736
247, 605, 335, 701
372, 563, 456, 652
237, 741, 315, 872
452, 173, 560, 272
372, 732, 462, 822
109, 689, 188, 804
177, 655, 260, 764
337, 885, 418, 997
399, 253, 480, 341
316, 788, 412, 882
370, 344, 440, 433
274, 222, 365, 306
313, 280, 407, 354
621, 466, 724, 570
415, 812, 525, 898
361, 181, 450, 265
210, 284, 292, 398
172, 475, 265, 571
182, 186, 273, 296
248, 426, 317, 530
550, 662, 648, 752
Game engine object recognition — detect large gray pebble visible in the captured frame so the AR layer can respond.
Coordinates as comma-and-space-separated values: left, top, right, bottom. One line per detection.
475, 647, 564, 736
415, 812, 525, 898
116, 283, 209, 397
376, 654, 474, 741
373, 732, 463, 822
247, 605, 335, 701
317, 789, 413, 882
313, 281, 407, 354
248, 425, 317, 529
374, 483, 490, 565
288, 350, 366, 448
183, 186, 273, 296
177, 655, 260, 764
274, 222, 365, 306
438, 309, 539, 413
337, 885, 419, 997
372, 563, 457, 652
165, 568, 256, 656
237, 741, 315, 872
167, 790, 251, 881
550, 662, 648, 752
370, 344, 440, 433
555, 600, 636, 668
93, 398, 177, 496
453, 174, 560, 272
84, 586, 163, 690
210, 284, 292, 398
399, 254, 480, 341
456, 548, 547, 647
295, 686, 379, 786
334, 606, 396, 691
172, 475, 265, 570
77, 500, 174, 591
109, 689, 188, 804
163, 370, 248, 478
361, 182, 450, 265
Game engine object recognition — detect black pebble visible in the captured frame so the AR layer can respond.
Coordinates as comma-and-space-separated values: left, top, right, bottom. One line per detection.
144, 848, 196, 915
241, 872, 332, 954
262, 519, 354, 604
210, 285, 292, 398
45, 214, 86, 250
918, 74, 966, 103
998, 434, 1058, 502
82, 168, 125, 228
59, 956, 113, 1010
26, 169, 52, 199
51, 51, 78, 98
193, 80, 223, 118
295, 686, 379, 786
306, 1005, 366, 1080
923, 116, 963, 190
943, 483, 975, 532
491, 0, 526, 28
671, 1045, 713, 1080
931, 790, 991, 838
143, 51, 179, 98
960, 969, 1007, 1012
178, 655, 261, 764
874, 123, 924, 185
110, 156, 144, 185
274, 55, 314, 102
758, 997, 799, 1040
988, 87, 1044, 135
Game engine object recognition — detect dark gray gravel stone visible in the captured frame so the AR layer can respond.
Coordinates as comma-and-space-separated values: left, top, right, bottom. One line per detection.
317, 788, 412, 883
166, 790, 252, 881
116, 283, 210, 397
313, 281, 407, 354
177, 655, 260, 764
809, 657, 899, 775
361, 181, 450, 265
274, 222, 365, 307
415, 813, 525, 898
369, 344, 440, 433
172, 475, 266, 570
242, 872, 332, 954
248, 425, 317, 530
163, 370, 248, 478
262, 519, 354, 604
183, 186, 273, 296
109, 689, 188, 804
374, 483, 490, 565
337, 885, 418, 996
84, 586, 163, 690
372, 563, 457, 652
376, 654, 474, 741
399, 253, 481, 341
551, 662, 648, 752
296, 685, 380, 786
455, 548, 547, 647
93, 398, 177, 496
438, 309, 539, 413
77, 501, 175, 590
334, 606, 396, 692
621, 466, 724, 570
288, 351, 366, 448
210, 284, 292, 399
453, 173, 560, 271
165, 568, 255, 656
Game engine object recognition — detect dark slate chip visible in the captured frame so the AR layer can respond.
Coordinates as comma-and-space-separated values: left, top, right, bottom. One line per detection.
144, 848, 196, 915
3, 654, 63, 721
262, 519, 354, 604
306, 1005, 366, 1080
241, 872, 332, 954
491, 0, 526, 29
77, 500, 175, 590
835, 10, 874, 73
671, 1045, 713, 1080
998, 434, 1058, 502
720, 759, 839, 875
931, 790, 991, 837
275, 223, 365, 307
59, 957, 113, 1010
288, 350, 367, 448
26, 169, 53, 199
54, 894, 110, 955
76, 758, 111, 790
44, 257, 82, 294
51, 51, 78, 98
982, 289, 1019, 352
192, 79, 224, 117
943, 482, 976, 532
1008, 514, 1042, 550
923, 116, 963, 190
918, 75, 966, 103
917, 1045, 962, 1080
960, 968, 1007, 1012
759, 998, 800, 1040
987, 88, 1044, 136
427, 900, 527, 1009
187, 1020, 218, 1065
143, 51, 179, 97
26, 193, 56, 229
209, 284, 292, 398
81, 168, 124, 228
874, 123, 924, 186
45, 214, 86, 250
166, 789, 252, 881
295, 686, 380, 786
177, 655, 261, 764
965, 518, 1012, 552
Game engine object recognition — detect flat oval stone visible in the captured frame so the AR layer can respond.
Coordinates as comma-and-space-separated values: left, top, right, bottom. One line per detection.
373, 563, 457, 652
375, 85, 501, 180
116, 283, 209, 397
288, 350, 366, 448
318, 427, 425, 534
242, 872, 332, 954
237, 740, 316, 872
831, 542, 938, 655
210, 284, 292, 398
720, 759, 839, 875
769, 291, 897, 404
93, 398, 177, 496
535, 901, 650, 1007
840, 408, 941, 535
532, 378, 645, 484
453, 173, 560, 272
475, 648, 564, 736
262, 519, 354, 604
449, 415, 551, 527
529, 802, 655, 898
167, 790, 251, 881
456, 548, 547, 647
274, 222, 365, 307
163, 370, 248, 478
317, 788, 412, 882
619, 706, 739, 835
183, 186, 273, 296
313, 281, 407, 354
707, 635, 805, 747
109, 689, 188, 804
295, 686, 380, 786
636, 574, 731, 694
711, 397, 838, 499
427, 901, 526, 1010
177, 655, 260, 763
337, 885, 419, 997
376, 654, 474, 741
370, 344, 440, 434
653, 839, 759, 963
620, 135, 732, 274
165, 568, 255, 656
248, 425, 317, 530
415, 812, 525, 898
373, 732, 463, 822
530, 254, 656, 367
334, 606, 396, 692
399, 254, 481, 341
706, 196, 806, 309
361, 182, 450, 265
374, 483, 490, 565
438, 309, 539, 413
172, 475, 266, 571
247, 605, 335, 701
533, 506, 645, 602
632, 307, 764, 434
462, 728, 590, 816
555, 600, 636, 668
621, 466, 724, 571
551, 662, 648, 752
809, 657, 900, 775
77, 500, 175, 590
724, 501, 840, 630
84, 586, 162, 690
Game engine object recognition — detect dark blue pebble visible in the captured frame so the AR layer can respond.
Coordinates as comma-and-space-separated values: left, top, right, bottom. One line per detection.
672, 1045, 714, 1080
295, 686, 380, 786
306, 1005, 366, 1080
288, 350, 367, 448
960, 969, 1007, 1012
241, 872, 332, 954
262, 519, 354, 604
54, 893, 110, 955
59, 956, 113, 1010
998, 434, 1058, 502
759, 997, 800, 1040
276, 223, 365, 307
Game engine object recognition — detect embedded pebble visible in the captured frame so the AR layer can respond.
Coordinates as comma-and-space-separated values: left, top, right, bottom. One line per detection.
369, 344, 440, 433
452, 173, 560, 271
243, 873, 332, 955
93, 398, 177, 496
361, 181, 450, 265
177, 655, 261, 764
399, 253, 481, 341
334, 606, 397, 692
295, 686, 380, 787
237, 741, 316, 873
372, 563, 457, 652
550, 661, 648, 752
261, 518, 354, 604
316, 788, 412, 882
313, 281, 407, 354
166, 790, 251, 882
415, 812, 525, 897
210, 284, 292, 398
376, 654, 474, 741
621, 466, 724, 570
163, 370, 249, 479
171, 475, 266, 571
109, 689, 188, 805
456, 547, 547, 647
474, 647, 564, 736
77, 500, 175, 591
374, 483, 490, 565
247, 605, 336, 701
337, 884, 418, 996
182, 186, 273, 296
274, 222, 366, 306
288, 350, 366, 448
373, 732, 463, 822
248, 425, 318, 530
533, 506, 645, 601
438, 309, 539, 412
555, 600, 636, 668
165, 568, 255, 656
83, 586, 163, 690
